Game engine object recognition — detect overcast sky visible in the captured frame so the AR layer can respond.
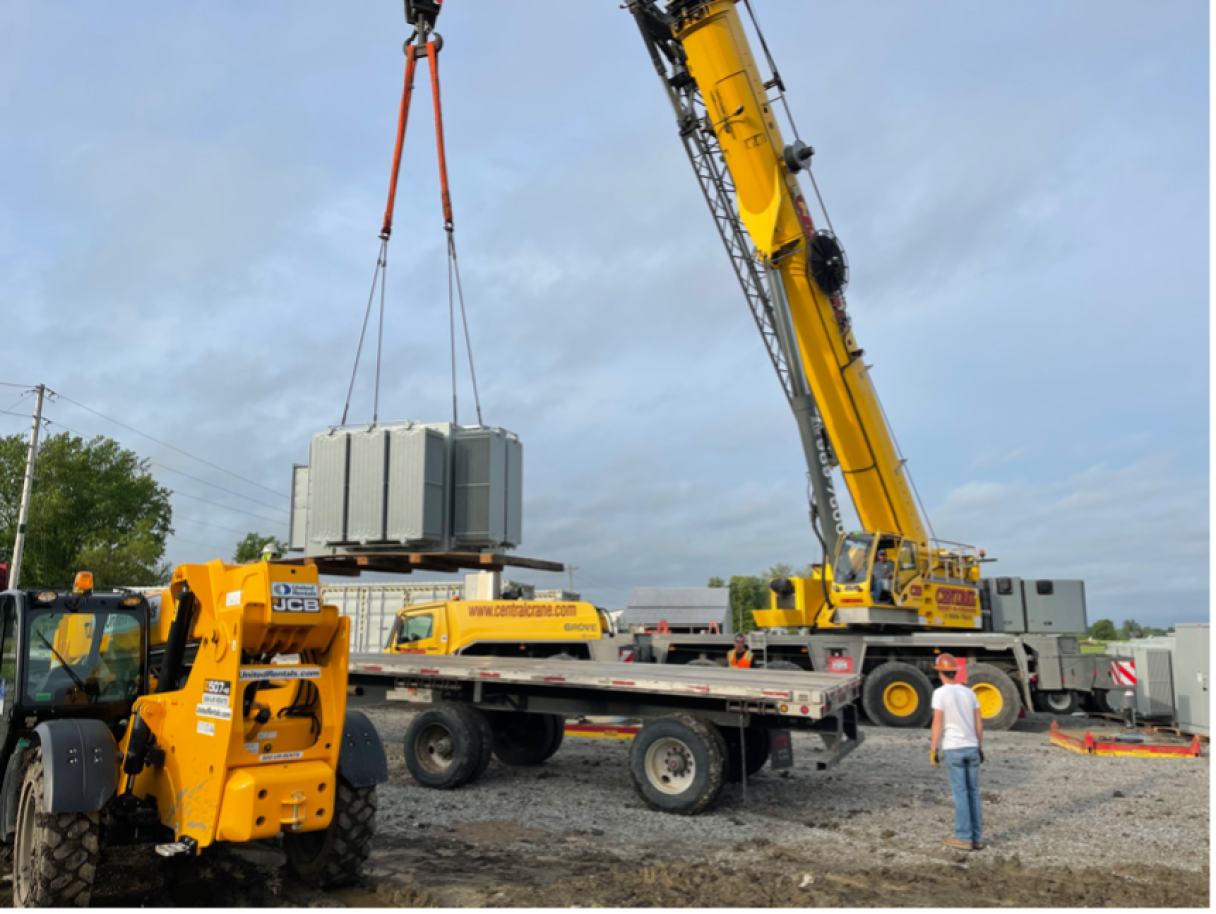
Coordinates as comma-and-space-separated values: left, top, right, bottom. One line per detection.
0, 2, 1208, 627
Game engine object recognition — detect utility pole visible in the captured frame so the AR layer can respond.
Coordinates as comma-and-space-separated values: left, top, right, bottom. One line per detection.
566, 565, 579, 594
11, 385, 45, 590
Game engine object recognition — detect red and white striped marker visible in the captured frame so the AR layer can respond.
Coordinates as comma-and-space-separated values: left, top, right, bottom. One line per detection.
1110, 659, 1137, 686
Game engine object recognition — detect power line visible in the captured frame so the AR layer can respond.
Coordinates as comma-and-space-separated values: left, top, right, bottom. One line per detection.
170, 490, 288, 527
176, 516, 253, 537
149, 461, 288, 515
0, 381, 35, 390
45, 417, 289, 521
54, 391, 289, 500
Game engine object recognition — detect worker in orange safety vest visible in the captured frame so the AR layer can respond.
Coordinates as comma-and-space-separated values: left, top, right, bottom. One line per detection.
727, 633, 754, 668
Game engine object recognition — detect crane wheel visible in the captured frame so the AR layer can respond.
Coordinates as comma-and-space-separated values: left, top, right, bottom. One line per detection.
719, 725, 771, 782
13, 748, 101, 908
966, 662, 1022, 731
630, 714, 726, 815
283, 778, 377, 889
404, 704, 487, 788
861, 662, 934, 728
485, 712, 564, 766
1033, 690, 1079, 715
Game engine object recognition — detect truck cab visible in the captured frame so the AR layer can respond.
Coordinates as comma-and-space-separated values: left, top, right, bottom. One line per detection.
387, 599, 612, 659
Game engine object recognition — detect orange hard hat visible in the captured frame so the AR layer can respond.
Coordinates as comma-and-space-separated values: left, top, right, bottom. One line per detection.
934, 653, 959, 672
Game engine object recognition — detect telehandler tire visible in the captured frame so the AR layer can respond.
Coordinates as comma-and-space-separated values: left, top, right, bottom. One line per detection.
13, 749, 101, 908
486, 712, 564, 766
404, 704, 486, 789
283, 777, 377, 889
862, 661, 934, 728
630, 714, 726, 815
966, 663, 1022, 731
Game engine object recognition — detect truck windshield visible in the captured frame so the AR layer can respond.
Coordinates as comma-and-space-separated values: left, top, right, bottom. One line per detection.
24, 610, 143, 706
834, 534, 874, 584
396, 613, 433, 645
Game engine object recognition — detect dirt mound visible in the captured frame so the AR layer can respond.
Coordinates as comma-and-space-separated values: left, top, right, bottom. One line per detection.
498, 859, 1210, 908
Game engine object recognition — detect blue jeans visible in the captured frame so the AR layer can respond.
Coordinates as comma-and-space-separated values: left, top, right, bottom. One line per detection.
944, 747, 982, 843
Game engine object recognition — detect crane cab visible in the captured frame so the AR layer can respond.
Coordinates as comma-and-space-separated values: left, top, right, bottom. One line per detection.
830, 531, 983, 629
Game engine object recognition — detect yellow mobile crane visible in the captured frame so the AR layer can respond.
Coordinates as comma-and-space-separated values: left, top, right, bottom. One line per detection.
629, 0, 984, 633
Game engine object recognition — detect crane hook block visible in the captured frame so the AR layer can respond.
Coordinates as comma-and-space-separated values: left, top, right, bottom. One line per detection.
405, 0, 443, 32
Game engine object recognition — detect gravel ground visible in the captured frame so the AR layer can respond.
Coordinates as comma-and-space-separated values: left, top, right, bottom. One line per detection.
365, 706, 1209, 871
360, 706, 1209, 907
0, 707, 1204, 907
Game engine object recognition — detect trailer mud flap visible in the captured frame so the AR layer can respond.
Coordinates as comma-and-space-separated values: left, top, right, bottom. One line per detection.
338, 709, 389, 788
769, 729, 794, 769
814, 704, 863, 772
34, 719, 117, 814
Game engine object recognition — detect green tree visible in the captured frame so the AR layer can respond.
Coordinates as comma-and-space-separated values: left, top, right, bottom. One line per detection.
1089, 619, 1118, 641
234, 532, 288, 563
707, 576, 726, 589
0, 433, 172, 589
728, 574, 768, 633
1121, 618, 1143, 641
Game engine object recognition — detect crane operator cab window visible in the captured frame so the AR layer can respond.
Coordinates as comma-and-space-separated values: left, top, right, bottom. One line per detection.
24, 609, 143, 707
834, 534, 874, 586
394, 612, 434, 647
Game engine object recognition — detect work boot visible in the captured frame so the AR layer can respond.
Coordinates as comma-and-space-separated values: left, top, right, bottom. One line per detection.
942, 837, 972, 851
972, 841, 985, 850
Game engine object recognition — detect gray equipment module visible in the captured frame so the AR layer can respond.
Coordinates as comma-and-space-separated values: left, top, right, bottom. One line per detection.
982, 577, 1087, 634
1172, 623, 1209, 737
288, 422, 523, 556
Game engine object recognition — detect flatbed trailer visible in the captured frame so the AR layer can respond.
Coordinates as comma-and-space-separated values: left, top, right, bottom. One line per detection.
347, 652, 863, 814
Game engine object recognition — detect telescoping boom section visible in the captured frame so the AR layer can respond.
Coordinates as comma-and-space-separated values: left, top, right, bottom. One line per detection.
641, 0, 982, 629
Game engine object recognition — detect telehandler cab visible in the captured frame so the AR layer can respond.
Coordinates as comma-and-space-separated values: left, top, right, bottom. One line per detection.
0, 561, 387, 907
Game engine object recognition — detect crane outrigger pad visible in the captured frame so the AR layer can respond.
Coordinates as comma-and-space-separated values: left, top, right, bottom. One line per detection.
1048, 720, 1203, 759
280, 550, 563, 578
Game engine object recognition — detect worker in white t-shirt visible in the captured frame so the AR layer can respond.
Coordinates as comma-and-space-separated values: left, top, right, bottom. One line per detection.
929, 653, 985, 851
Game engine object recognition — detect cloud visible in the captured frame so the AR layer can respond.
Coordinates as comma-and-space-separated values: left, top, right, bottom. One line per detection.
0, 2, 1204, 630
931, 454, 1208, 626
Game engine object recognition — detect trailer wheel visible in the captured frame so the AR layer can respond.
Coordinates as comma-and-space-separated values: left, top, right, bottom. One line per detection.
966, 663, 1022, 731
469, 708, 495, 781
862, 662, 934, 728
283, 777, 377, 889
720, 725, 771, 782
486, 712, 564, 766
404, 704, 485, 789
1034, 690, 1079, 714
13, 748, 101, 908
630, 714, 726, 815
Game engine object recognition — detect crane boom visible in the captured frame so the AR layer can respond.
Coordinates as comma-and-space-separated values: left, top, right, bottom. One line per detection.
631, 0, 983, 629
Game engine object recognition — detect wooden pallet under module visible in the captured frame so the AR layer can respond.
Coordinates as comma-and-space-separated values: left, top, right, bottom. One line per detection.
280, 551, 564, 578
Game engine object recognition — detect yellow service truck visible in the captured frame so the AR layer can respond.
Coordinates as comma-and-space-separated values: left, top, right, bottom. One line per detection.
387, 597, 617, 660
